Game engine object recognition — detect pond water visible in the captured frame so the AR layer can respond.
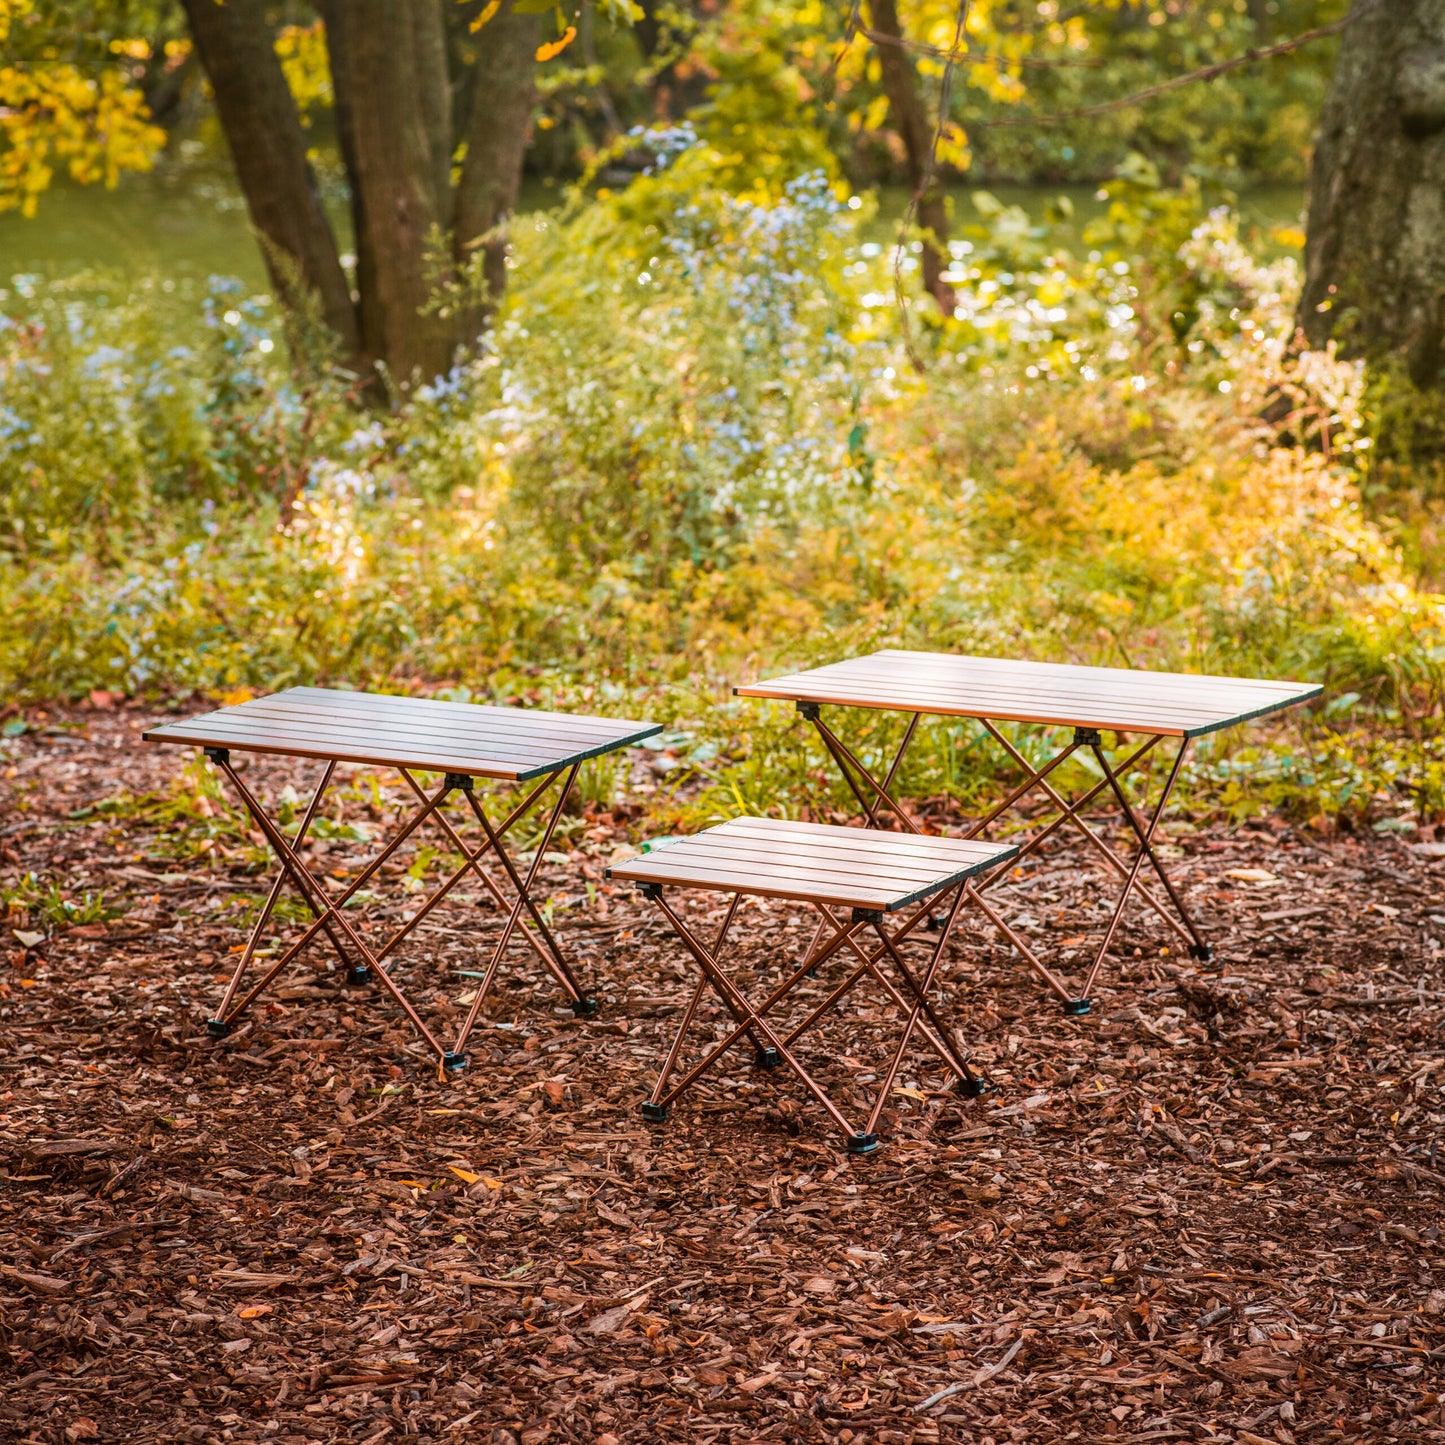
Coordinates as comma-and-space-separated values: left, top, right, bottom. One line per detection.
0, 160, 1306, 314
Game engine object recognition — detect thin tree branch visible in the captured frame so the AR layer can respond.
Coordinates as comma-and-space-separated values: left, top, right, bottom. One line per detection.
822, 0, 865, 102
860, 10, 1358, 129
865, 8, 1352, 77
860, 27, 1103, 67
891, 0, 969, 371
981, 14, 1355, 126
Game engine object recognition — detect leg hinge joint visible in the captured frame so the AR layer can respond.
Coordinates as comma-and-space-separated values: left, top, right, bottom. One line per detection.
443, 772, 474, 792
796, 700, 821, 721
1072, 727, 1102, 747
637, 881, 663, 900
203, 747, 230, 767
851, 907, 883, 925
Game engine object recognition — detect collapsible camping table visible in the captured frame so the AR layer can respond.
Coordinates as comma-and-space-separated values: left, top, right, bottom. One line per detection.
145, 687, 659, 1071
608, 816, 1017, 1154
735, 652, 1321, 1014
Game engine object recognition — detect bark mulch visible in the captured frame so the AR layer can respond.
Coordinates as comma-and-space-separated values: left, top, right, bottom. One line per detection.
1, 703, 1443, 1445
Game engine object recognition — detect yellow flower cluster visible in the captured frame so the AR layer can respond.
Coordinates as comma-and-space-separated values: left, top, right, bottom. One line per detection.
0, 61, 164, 217
0, 0, 32, 44
274, 22, 332, 126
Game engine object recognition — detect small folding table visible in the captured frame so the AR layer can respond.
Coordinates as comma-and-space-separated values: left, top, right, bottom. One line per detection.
145, 687, 659, 1071
608, 816, 1017, 1154
736, 651, 1321, 1013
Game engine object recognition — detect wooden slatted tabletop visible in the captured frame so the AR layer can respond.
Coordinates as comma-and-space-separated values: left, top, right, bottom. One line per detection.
735, 649, 1321, 738
144, 687, 661, 780
607, 817, 1017, 912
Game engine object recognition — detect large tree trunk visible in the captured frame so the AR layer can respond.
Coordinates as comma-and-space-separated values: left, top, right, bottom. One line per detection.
327, 0, 457, 386
865, 0, 956, 316
1298, 0, 1445, 390
180, 0, 359, 362
452, 6, 540, 314
186, 0, 538, 393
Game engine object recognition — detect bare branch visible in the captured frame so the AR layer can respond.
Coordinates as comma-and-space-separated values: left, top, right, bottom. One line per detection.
891, 0, 970, 370
859, 27, 1103, 67
981, 14, 1355, 127
858, 9, 1359, 129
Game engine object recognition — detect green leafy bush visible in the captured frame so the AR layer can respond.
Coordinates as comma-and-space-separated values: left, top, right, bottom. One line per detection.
2, 148, 1443, 835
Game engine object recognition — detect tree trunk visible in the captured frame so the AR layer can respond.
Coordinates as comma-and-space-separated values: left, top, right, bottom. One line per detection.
452, 5, 540, 313
866, 0, 956, 316
1298, 0, 1445, 390
187, 0, 539, 392
315, 0, 375, 386
326, 0, 457, 385
180, 0, 359, 362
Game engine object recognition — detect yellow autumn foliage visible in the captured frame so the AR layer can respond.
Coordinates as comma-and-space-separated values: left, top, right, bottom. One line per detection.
273, 21, 332, 125
0, 61, 164, 217
0, 0, 30, 43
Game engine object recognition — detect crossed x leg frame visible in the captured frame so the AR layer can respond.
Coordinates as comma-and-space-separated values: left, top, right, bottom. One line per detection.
635, 878, 998, 1155
200, 747, 597, 1072
796, 703, 1210, 1014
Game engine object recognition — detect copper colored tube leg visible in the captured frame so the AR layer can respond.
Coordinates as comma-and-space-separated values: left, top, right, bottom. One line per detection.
212, 759, 336, 1023
219, 761, 450, 1063
1082, 740, 1192, 999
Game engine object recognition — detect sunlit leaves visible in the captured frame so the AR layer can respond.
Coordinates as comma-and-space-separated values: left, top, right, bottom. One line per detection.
273, 22, 332, 126
536, 26, 577, 61
468, 0, 502, 31
0, 62, 164, 217
0, 0, 31, 44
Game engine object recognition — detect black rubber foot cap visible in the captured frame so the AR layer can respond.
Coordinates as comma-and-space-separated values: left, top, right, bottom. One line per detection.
1189, 943, 1213, 962
640, 1101, 668, 1124
441, 1052, 468, 1073
1062, 998, 1092, 1017
754, 1046, 783, 1070
958, 1075, 992, 1098
206, 1019, 230, 1039
346, 965, 372, 986
846, 1132, 881, 1155
571, 996, 599, 1018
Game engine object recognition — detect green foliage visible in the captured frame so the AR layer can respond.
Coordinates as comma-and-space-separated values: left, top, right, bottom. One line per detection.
2, 138, 1444, 838
498, 142, 868, 578
1360, 358, 1445, 477
953, 0, 1347, 188
2, 868, 120, 930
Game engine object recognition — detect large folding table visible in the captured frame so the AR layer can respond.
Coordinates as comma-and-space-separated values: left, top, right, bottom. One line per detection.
736, 651, 1321, 1013
145, 687, 659, 1071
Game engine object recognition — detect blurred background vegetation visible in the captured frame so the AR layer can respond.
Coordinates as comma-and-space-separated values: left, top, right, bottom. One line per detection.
1, 0, 1442, 837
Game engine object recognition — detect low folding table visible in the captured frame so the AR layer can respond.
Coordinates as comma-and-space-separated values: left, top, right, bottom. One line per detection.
145, 687, 659, 1071
608, 816, 1017, 1154
736, 651, 1321, 1013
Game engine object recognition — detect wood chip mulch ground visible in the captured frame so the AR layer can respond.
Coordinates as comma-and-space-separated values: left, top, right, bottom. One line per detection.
1, 703, 1443, 1445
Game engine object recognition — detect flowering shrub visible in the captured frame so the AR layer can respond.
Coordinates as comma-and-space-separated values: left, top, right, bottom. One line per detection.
1, 154, 1443, 832
489, 145, 874, 579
